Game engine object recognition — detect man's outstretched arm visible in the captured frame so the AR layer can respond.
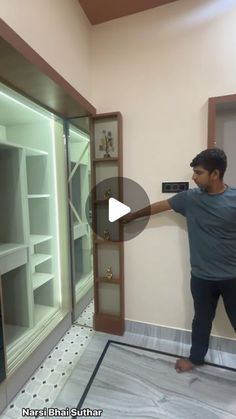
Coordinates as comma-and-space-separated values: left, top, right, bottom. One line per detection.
122, 200, 172, 223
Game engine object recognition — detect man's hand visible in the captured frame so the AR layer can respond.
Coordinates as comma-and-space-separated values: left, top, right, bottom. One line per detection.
120, 213, 134, 224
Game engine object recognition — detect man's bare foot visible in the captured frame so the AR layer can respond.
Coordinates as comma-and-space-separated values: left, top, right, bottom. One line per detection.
175, 358, 194, 373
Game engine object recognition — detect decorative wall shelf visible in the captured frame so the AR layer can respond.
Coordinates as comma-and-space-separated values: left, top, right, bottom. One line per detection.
91, 112, 124, 335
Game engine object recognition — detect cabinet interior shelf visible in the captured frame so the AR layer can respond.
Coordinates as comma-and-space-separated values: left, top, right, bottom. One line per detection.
32, 272, 54, 290
0, 243, 27, 257
25, 148, 48, 156
28, 194, 50, 199
95, 277, 120, 284
93, 158, 118, 162
0, 140, 48, 156
30, 235, 52, 246
31, 254, 52, 268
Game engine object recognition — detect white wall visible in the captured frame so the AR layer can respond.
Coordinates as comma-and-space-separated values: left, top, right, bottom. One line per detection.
0, 0, 92, 101
91, 0, 236, 338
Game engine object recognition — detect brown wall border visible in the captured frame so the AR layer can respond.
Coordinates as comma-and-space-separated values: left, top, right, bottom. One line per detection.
208, 94, 236, 148
0, 18, 96, 117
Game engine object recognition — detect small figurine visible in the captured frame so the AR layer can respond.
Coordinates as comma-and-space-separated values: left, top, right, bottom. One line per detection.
103, 229, 110, 240
105, 267, 113, 280
104, 188, 112, 199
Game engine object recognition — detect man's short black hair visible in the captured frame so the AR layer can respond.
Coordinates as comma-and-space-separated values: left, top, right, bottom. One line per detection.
190, 148, 227, 180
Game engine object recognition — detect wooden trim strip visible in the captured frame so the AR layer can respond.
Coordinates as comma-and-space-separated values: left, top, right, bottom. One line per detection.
207, 98, 216, 148
208, 94, 236, 148
0, 18, 96, 117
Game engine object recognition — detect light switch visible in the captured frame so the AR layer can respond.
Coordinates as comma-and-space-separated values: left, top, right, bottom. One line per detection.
162, 182, 189, 193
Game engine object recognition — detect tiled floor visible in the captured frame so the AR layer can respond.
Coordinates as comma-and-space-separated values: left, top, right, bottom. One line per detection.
78, 341, 236, 418
1, 300, 94, 419
74, 300, 94, 328
2, 299, 236, 418
52, 331, 236, 419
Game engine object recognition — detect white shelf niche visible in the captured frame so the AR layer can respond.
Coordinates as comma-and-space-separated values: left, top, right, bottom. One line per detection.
0, 242, 28, 275
30, 235, 52, 246
25, 147, 48, 156
28, 198, 50, 236
31, 253, 52, 269
26, 154, 48, 196
32, 272, 54, 291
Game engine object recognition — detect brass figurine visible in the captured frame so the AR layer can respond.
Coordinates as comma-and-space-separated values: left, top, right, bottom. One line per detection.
105, 267, 113, 280
103, 229, 110, 240
104, 188, 112, 199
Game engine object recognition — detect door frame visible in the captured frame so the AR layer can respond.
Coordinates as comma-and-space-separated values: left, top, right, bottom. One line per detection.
208, 94, 236, 148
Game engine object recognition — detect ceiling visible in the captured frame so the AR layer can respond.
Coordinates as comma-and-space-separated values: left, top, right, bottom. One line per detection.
79, 0, 179, 25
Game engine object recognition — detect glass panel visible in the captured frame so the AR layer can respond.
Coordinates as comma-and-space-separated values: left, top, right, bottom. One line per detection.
94, 117, 118, 159
96, 205, 120, 241
0, 83, 70, 372
98, 283, 120, 315
95, 174, 119, 201
97, 244, 120, 279
0, 281, 6, 383
95, 161, 118, 184
68, 119, 93, 315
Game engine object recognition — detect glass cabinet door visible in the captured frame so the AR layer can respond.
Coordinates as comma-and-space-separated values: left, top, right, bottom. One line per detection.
0, 282, 6, 383
67, 118, 93, 320
0, 83, 71, 374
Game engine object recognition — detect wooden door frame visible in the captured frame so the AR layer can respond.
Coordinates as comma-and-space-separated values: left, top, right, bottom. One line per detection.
208, 94, 236, 148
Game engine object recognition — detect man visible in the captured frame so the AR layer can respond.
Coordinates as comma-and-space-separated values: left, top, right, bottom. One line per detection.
123, 148, 236, 373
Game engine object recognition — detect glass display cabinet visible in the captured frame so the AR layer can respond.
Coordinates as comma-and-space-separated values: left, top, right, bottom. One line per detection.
91, 112, 124, 335
67, 118, 93, 320
0, 83, 71, 376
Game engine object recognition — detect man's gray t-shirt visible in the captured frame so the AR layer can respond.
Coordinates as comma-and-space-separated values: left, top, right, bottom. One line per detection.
168, 186, 236, 280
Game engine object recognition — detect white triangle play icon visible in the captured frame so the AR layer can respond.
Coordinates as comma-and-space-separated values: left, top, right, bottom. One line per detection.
109, 198, 131, 222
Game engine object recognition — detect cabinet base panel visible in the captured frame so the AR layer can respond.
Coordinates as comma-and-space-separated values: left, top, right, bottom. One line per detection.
93, 313, 124, 335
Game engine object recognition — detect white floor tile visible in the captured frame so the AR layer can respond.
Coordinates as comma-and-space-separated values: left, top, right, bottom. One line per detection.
3, 301, 94, 418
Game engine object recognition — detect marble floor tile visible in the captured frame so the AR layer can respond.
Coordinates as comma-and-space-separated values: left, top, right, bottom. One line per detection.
2, 297, 235, 419
78, 342, 236, 418
53, 331, 236, 419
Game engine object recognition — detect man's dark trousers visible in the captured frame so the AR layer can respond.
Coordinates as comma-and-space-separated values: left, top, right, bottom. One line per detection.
189, 275, 236, 365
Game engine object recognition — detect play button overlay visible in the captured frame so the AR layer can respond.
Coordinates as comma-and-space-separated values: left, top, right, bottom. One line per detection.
109, 198, 131, 222
86, 177, 150, 242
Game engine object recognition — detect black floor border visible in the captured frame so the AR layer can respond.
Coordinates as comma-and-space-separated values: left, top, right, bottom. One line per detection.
76, 340, 110, 411
109, 340, 236, 372
76, 338, 236, 414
